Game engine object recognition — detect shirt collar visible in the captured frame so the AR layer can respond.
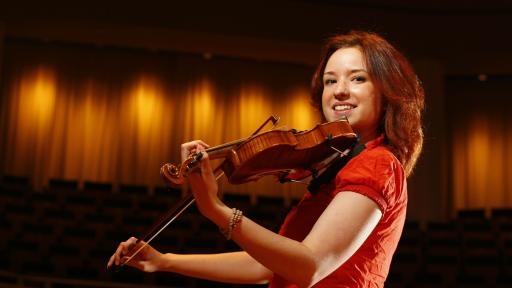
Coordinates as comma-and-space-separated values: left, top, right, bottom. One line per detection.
364, 133, 386, 150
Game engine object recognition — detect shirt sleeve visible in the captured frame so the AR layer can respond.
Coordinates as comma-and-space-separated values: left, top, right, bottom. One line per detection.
332, 148, 400, 213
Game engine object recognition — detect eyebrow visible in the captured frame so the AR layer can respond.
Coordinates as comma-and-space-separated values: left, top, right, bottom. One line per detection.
323, 69, 367, 76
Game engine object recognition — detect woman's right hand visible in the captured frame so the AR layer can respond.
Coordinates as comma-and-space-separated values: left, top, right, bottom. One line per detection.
107, 237, 164, 272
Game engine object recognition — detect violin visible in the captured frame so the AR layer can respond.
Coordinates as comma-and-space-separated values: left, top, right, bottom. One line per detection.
161, 117, 357, 186
116, 116, 356, 269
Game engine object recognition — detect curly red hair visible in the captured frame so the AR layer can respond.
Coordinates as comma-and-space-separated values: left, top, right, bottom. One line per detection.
311, 31, 424, 176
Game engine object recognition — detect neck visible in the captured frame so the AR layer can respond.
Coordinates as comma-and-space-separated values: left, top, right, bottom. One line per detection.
357, 129, 379, 145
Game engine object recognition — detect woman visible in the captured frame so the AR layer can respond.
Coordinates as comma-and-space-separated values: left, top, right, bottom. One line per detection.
108, 31, 424, 287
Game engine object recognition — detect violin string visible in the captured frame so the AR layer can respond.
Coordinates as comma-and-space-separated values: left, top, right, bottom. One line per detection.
287, 179, 309, 185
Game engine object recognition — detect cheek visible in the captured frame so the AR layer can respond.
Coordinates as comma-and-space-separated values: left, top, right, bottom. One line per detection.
367, 94, 383, 124
321, 91, 330, 108
321, 88, 328, 102
320, 92, 332, 120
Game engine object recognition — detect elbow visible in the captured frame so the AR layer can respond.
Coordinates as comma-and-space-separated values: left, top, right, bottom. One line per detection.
296, 278, 319, 288
293, 263, 324, 288
294, 257, 342, 288
299, 275, 321, 288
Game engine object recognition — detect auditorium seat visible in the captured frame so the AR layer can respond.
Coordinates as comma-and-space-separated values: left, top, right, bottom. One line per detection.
459, 220, 500, 283
457, 209, 486, 221
21, 222, 56, 254
48, 178, 79, 191
0, 272, 17, 286
43, 206, 78, 228
48, 241, 82, 275
66, 260, 100, 280
392, 221, 422, 285
62, 226, 99, 248
255, 195, 286, 213
120, 184, 149, 196
411, 271, 445, 288
250, 195, 287, 232
223, 193, 253, 213
102, 193, 133, 210
83, 208, 117, 240
138, 196, 170, 217
420, 221, 461, 285
496, 272, 512, 288
4, 202, 34, 228
385, 271, 405, 288
122, 214, 155, 236
181, 228, 224, 254
491, 208, 512, 222
503, 237, 512, 275
21, 259, 55, 276
151, 229, 185, 253
455, 272, 487, 288
0, 212, 14, 249
83, 181, 113, 193
153, 185, 182, 205
30, 191, 59, 216
47, 178, 80, 206
1, 175, 31, 201
8, 238, 41, 272
390, 250, 421, 285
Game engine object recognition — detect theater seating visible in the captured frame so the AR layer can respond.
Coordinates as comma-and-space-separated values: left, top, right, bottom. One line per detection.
1, 175, 512, 287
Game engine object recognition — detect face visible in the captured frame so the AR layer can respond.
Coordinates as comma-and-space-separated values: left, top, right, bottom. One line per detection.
321, 47, 383, 143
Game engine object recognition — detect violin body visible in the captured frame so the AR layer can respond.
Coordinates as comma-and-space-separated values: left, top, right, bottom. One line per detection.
222, 119, 356, 184
161, 119, 357, 186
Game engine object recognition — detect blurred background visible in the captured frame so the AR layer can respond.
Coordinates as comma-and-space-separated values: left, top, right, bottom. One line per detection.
0, 0, 511, 287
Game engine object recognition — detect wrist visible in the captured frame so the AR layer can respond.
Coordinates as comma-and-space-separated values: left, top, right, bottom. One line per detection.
157, 253, 176, 272
202, 202, 231, 228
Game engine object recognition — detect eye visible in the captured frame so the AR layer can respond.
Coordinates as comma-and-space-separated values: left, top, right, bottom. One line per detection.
352, 75, 366, 83
324, 79, 336, 85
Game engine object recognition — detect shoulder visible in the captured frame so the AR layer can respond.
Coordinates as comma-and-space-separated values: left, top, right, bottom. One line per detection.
356, 145, 401, 173
334, 145, 405, 212
344, 145, 403, 180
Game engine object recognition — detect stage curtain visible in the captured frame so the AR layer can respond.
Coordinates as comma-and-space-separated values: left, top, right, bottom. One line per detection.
448, 76, 512, 211
0, 38, 320, 200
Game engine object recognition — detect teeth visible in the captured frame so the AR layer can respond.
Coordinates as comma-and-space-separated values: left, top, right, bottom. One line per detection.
334, 105, 353, 111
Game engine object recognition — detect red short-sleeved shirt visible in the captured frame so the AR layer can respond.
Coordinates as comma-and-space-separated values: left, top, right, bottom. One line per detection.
269, 135, 407, 288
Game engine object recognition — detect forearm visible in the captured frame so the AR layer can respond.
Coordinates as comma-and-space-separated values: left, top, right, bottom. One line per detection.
210, 206, 320, 287
157, 251, 272, 284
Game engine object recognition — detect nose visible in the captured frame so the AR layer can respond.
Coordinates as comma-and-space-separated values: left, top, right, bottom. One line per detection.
333, 82, 349, 99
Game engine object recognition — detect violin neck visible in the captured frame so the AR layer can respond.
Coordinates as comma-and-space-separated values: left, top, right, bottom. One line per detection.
204, 138, 246, 159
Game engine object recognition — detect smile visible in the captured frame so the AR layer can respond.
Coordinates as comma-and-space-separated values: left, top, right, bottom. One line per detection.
333, 104, 355, 111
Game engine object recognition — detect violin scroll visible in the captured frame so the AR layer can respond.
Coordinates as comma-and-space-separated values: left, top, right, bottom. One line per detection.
160, 152, 205, 187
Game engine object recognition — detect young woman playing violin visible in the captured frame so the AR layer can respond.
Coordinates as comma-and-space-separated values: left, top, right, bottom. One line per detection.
107, 31, 424, 287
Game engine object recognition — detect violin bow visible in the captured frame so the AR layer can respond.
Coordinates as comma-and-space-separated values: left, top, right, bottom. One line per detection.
116, 115, 280, 269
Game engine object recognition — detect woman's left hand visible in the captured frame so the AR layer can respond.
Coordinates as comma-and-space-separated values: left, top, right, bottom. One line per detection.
180, 140, 224, 219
